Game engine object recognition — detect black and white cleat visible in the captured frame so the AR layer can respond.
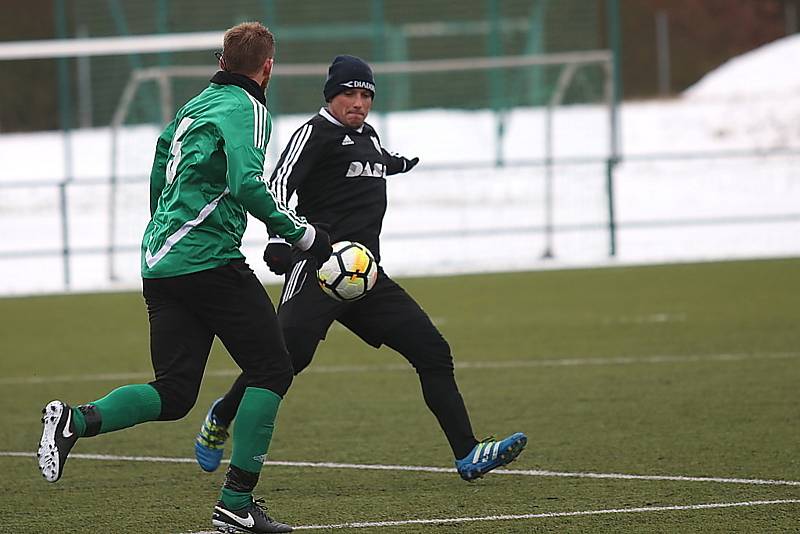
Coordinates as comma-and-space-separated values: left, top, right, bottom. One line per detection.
37, 400, 79, 483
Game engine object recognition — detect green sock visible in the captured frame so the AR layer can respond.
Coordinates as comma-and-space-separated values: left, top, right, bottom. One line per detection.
220, 488, 252, 511
220, 387, 282, 508
88, 384, 162, 434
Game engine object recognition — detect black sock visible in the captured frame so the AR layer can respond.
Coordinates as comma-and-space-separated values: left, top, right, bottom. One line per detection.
419, 370, 478, 459
213, 373, 249, 426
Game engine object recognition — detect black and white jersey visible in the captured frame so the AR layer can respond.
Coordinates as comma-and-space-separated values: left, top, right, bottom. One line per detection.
268, 107, 410, 262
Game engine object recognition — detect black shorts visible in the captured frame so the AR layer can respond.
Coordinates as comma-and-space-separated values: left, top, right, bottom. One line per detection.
277, 253, 432, 348
143, 260, 293, 416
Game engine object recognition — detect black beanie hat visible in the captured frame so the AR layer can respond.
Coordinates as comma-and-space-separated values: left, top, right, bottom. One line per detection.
323, 55, 375, 102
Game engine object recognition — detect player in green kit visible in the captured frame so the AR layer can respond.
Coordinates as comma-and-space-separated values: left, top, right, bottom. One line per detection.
36, 22, 330, 533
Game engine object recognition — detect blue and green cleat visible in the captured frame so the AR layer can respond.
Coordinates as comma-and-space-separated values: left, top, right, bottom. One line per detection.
455, 432, 528, 481
194, 398, 229, 472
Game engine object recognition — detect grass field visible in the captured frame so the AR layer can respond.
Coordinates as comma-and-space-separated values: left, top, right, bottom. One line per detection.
1, 258, 799, 533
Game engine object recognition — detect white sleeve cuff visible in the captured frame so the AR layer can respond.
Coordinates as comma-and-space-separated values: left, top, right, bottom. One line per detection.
294, 225, 315, 251
268, 236, 289, 246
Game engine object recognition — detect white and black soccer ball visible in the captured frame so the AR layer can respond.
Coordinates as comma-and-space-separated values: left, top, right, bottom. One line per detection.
317, 241, 378, 301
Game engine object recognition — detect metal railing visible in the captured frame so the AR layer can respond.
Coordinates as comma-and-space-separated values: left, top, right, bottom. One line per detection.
4, 148, 800, 293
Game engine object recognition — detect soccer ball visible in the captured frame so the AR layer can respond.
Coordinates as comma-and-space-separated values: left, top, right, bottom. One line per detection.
317, 241, 378, 301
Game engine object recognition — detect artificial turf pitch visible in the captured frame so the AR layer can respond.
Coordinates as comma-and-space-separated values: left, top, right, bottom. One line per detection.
1, 258, 799, 533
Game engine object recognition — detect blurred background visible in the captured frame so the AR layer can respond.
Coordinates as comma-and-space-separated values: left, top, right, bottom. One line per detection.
1, 0, 799, 295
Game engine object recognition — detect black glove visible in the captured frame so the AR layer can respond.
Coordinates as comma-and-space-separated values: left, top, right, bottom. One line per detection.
263, 241, 292, 275
306, 224, 333, 268
400, 156, 419, 173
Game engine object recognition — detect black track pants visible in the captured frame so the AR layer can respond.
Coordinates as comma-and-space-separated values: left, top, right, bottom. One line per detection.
144, 260, 293, 421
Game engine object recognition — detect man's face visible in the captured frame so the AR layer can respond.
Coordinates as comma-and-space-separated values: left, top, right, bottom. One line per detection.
327, 88, 373, 129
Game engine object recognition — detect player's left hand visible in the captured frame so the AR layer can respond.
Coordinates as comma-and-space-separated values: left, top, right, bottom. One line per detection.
399, 156, 419, 173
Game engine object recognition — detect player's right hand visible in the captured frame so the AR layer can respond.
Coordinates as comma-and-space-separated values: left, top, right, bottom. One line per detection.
263, 241, 292, 275
307, 224, 333, 268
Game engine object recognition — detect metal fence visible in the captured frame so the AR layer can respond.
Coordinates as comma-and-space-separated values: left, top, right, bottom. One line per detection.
3, 148, 800, 295
3, 0, 610, 132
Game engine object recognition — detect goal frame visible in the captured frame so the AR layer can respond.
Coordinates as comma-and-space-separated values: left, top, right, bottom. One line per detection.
107, 52, 619, 281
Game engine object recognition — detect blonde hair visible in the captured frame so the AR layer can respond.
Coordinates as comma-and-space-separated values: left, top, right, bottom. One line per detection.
222, 22, 275, 75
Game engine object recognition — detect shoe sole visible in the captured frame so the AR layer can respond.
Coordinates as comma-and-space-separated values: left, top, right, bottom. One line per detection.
212, 521, 244, 533
37, 400, 66, 482
195, 441, 224, 472
498, 434, 527, 467
463, 434, 528, 481
212, 518, 292, 533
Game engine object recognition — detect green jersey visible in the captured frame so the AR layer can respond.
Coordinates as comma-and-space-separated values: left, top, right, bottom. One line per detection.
141, 77, 311, 278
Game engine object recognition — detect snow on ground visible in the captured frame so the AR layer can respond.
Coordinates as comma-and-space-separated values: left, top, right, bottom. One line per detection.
2, 36, 800, 296
684, 34, 800, 100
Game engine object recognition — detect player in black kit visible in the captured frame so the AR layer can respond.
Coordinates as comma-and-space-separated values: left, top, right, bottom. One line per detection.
195, 55, 527, 482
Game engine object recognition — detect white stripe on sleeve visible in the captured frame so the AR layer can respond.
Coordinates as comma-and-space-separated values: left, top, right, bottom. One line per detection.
273, 124, 312, 205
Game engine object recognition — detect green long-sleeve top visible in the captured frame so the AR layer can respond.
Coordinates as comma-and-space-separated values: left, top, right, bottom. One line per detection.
141, 78, 312, 278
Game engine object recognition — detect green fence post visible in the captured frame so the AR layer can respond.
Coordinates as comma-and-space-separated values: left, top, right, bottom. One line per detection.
372, 0, 386, 62
487, 0, 505, 167
386, 28, 409, 110
372, 0, 389, 140
106, 0, 159, 123
55, 0, 73, 290
606, 0, 622, 257
155, 0, 171, 67
260, 0, 280, 155
525, 0, 547, 105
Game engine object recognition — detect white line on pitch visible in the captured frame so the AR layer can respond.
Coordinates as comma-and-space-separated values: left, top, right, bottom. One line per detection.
4, 451, 800, 487
186, 499, 800, 532
2, 351, 797, 385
